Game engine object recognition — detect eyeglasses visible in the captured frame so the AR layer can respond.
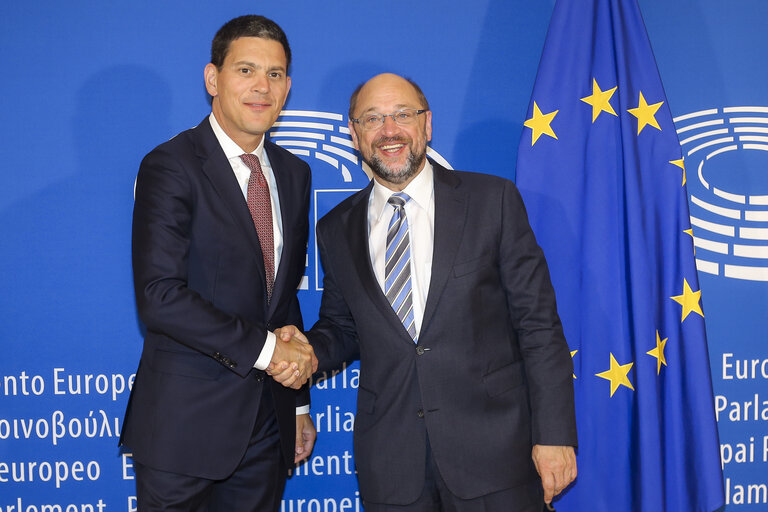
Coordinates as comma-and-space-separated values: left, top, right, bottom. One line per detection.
350, 109, 427, 131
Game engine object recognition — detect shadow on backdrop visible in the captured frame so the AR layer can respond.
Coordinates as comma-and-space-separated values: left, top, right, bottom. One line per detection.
0, 65, 171, 362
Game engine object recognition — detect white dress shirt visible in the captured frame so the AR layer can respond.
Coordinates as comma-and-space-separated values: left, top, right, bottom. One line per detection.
368, 161, 435, 338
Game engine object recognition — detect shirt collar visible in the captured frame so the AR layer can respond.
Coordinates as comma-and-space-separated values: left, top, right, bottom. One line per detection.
208, 112, 266, 161
371, 159, 434, 221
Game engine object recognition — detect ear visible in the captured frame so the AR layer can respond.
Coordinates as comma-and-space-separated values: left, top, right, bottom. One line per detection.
284, 75, 292, 100
348, 121, 360, 150
204, 63, 218, 97
424, 110, 433, 142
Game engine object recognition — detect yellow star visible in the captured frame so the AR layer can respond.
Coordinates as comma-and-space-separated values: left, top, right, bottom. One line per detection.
596, 353, 634, 397
670, 278, 704, 321
646, 330, 668, 374
580, 78, 618, 122
524, 101, 559, 146
627, 91, 663, 135
571, 349, 578, 379
670, 158, 686, 186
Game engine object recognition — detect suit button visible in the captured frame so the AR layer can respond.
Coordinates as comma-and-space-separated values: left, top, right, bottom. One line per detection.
255, 373, 264, 382
416, 347, 425, 355
417, 409, 424, 418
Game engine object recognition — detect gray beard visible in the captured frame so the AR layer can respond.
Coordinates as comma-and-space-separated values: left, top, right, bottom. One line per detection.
367, 147, 426, 186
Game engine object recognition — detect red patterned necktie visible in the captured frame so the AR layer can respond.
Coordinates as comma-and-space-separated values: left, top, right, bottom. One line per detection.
240, 153, 275, 301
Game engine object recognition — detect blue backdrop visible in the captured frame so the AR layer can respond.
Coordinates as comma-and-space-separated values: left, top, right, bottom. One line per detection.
1, 1, 765, 510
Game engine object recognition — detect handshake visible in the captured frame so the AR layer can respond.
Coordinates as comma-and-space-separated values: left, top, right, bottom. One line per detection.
266, 325, 316, 389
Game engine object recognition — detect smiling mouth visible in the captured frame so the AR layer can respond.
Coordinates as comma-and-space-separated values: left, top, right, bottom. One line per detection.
244, 102, 271, 110
380, 143, 405, 153
376, 136, 411, 154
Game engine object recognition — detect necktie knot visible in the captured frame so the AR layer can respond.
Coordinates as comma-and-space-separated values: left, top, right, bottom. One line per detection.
240, 154, 266, 187
388, 192, 410, 209
240, 153, 260, 169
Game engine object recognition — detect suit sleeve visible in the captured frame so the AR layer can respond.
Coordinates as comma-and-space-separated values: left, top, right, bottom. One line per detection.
132, 148, 264, 377
290, 171, 312, 410
306, 218, 360, 375
499, 179, 577, 447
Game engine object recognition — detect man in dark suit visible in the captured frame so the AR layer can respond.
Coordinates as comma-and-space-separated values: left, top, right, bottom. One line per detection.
121, 15, 317, 511
275, 73, 577, 511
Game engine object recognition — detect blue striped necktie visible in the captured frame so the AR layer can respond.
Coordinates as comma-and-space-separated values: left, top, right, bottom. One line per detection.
385, 193, 417, 342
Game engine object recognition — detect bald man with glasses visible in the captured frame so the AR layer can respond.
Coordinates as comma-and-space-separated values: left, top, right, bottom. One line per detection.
275, 73, 577, 512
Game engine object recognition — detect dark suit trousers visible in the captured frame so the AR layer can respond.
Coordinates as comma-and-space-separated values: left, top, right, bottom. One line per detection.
134, 383, 286, 512
362, 438, 544, 512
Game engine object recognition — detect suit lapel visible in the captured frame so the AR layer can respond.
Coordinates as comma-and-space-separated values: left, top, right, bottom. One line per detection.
195, 119, 268, 290
341, 182, 414, 339
343, 182, 379, 296
265, 141, 294, 315
421, 163, 466, 336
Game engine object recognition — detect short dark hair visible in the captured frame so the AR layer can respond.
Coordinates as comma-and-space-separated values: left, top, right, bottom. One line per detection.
211, 15, 291, 69
348, 76, 430, 120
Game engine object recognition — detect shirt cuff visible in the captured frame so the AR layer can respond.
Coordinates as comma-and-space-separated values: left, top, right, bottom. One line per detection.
296, 405, 310, 415
253, 331, 277, 370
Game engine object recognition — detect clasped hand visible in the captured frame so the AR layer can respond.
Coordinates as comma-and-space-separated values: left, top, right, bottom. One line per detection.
266, 325, 316, 389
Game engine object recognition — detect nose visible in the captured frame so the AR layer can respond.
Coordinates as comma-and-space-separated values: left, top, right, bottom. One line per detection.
380, 115, 400, 135
251, 73, 269, 93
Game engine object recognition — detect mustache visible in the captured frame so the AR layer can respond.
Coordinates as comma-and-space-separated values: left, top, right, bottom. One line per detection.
374, 136, 411, 146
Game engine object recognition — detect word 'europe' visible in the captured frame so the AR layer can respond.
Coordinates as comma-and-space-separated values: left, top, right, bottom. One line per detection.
1, 369, 135, 401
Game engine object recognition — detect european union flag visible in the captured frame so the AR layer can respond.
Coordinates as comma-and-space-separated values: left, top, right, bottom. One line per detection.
515, 1, 725, 510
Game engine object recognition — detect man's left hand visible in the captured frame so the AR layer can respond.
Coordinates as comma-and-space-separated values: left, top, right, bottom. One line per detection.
295, 413, 317, 463
532, 444, 577, 504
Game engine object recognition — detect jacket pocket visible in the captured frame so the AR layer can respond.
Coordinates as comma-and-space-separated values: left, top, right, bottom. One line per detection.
453, 254, 493, 278
483, 361, 524, 397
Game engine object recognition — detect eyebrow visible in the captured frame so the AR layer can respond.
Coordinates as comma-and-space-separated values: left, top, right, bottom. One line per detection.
232, 60, 286, 72
359, 103, 414, 114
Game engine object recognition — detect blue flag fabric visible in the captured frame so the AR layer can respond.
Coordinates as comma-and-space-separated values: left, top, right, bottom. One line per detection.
515, 1, 724, 511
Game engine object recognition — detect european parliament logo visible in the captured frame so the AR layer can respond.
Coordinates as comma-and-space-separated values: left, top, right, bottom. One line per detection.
675, 106, 768, 282
271, 110, 451, 291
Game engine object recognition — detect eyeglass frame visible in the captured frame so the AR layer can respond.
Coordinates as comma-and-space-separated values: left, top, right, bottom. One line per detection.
350, 108, 428, 131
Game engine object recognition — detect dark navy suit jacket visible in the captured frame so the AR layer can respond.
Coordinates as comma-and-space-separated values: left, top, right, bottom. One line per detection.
121, 117, 310, 479
308, 162, 576, 505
